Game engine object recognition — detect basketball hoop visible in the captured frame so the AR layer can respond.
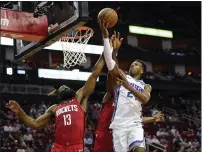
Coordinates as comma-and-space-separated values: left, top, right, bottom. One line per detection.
60, 26, 94, 68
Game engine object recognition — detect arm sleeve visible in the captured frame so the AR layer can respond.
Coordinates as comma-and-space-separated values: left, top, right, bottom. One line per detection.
103, 38, 116, 71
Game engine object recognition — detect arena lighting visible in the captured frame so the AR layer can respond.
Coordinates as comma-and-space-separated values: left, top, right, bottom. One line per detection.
6, 67, 13, 75
17, 69, 26, 75
0, 37, 103, 55
72, 69, 79, 72
129, 25, 173, 38
38, 69, 99, 81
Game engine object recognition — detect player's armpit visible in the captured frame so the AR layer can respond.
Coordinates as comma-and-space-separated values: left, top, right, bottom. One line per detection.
18, 104, 56, 130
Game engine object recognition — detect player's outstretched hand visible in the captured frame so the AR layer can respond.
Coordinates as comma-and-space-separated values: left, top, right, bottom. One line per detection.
109, 34, 115, 48
5, 100, 21, 113
98, 19, 109, 38
112, 31, 123, 50
154, 111, 165, 122
117, 70, 131, 90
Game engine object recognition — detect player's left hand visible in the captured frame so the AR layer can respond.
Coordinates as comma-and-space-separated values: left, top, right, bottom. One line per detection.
112, 31, 123, 50
154, 111, 165, 122
117, 70, 131, 90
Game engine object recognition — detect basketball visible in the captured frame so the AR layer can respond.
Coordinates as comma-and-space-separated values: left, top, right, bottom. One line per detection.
98, 8, 118, 28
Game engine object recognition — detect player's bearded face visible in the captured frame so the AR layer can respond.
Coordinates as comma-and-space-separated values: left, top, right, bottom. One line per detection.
57, 85, 76, 101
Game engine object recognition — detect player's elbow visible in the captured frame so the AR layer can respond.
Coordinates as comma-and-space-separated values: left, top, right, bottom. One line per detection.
31, 122, 45, 130
141, 96, 149, 105
29, 125, 40, 130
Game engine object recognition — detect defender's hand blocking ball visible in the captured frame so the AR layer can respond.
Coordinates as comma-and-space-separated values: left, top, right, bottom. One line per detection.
98, 8, 118, 28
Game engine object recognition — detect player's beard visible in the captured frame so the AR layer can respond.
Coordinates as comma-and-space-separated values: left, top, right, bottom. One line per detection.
58, 89, 76, 102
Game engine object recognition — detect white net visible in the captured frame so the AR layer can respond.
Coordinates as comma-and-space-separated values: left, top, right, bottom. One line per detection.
60, 27, 93, 69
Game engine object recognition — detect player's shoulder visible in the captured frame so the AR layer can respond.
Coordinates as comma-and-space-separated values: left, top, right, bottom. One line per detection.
139, 79, 146, 85
126, 74, 133, 79
144, 83, 152, 90
47, 104, 58, 113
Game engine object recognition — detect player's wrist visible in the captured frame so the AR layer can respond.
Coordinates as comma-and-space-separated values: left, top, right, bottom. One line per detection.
102, 32, 108, 38
16, 107, 22, 115
103, 37, 109, 41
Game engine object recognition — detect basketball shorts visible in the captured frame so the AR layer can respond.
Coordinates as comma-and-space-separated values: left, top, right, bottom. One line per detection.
51, 143, 84, 152
112, 122, 145, 152
94, 130, 113, 152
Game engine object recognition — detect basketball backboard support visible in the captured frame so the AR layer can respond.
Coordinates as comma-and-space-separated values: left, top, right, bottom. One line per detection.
14, 2, 90, 62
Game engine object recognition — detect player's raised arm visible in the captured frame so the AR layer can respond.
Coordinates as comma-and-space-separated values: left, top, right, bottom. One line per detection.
76, 53, 105, 109
6, 100, 56, 130
98, 19, 123, 78
142, 112, 165, 124
76, 32, 121, 103
80, 54, 104, 97
103, 34, 121, 102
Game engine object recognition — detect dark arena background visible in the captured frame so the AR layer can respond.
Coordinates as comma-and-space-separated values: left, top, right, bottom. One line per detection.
0, 1, 201, 152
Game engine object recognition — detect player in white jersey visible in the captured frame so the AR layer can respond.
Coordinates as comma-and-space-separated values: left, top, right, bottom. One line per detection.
98, 19, 152, 152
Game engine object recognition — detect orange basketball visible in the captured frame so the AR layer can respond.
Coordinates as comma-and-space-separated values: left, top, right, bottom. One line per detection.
98, 8, 118, 28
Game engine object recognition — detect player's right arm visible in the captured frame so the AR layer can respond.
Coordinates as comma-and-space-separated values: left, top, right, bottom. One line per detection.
103, 35, 121, 103
98, 19, 123, 78
6, 100, 56, 130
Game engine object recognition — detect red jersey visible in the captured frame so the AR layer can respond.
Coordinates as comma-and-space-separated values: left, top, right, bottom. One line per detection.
96, 99, 114, 131
53, 98, 85, 146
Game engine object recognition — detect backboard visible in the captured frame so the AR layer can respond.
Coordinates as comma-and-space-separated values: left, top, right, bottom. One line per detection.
13, 1, 90, 63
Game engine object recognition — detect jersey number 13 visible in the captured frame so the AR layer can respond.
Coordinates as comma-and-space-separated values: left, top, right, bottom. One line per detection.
63, 114, 71, 126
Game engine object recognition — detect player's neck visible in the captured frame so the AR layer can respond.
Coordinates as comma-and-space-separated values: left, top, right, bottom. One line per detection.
132, 75, 141, 80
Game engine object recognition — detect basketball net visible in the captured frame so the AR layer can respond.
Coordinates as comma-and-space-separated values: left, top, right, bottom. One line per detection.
60, 26, 93, 69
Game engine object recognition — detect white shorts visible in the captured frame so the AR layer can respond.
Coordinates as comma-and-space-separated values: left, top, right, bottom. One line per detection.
112, 122, 145, 152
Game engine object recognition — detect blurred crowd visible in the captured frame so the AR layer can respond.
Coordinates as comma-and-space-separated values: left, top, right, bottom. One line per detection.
148, 48, 200, 56
0, 94, 201, 152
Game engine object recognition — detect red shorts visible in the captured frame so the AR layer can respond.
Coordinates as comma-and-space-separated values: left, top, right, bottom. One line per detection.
94, 130, 113, 152
51, 143, 83, 152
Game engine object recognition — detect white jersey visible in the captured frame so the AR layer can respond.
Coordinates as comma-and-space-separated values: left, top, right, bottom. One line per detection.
110, 75, 145, 129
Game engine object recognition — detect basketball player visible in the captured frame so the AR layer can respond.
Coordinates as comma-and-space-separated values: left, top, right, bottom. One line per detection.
6, 51, 107, 152
99, 19, 152, 152
94, 91, 164, 152
94, 96, 164, 152
94, 33, 164, 152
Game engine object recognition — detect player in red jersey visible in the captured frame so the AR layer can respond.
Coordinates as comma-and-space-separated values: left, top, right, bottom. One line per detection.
94, 33, 165, 152
5, 48, 107, 152
94, 83, 115, 152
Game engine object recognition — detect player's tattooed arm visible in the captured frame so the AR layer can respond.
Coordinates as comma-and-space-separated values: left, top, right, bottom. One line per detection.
6, 100, 56, 129
117, 72, 152, 104
142, 112, 165, 124
76, 54, 105, 111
